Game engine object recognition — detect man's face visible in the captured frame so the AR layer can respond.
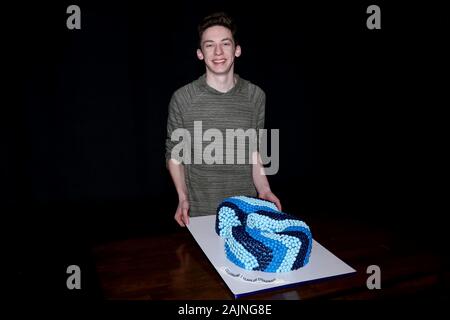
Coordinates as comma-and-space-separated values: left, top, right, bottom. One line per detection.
197, 25, 241, 75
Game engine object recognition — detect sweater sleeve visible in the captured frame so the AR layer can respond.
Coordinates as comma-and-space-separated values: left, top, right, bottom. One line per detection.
256, 90, 266, 131
165, 93, 185, 166
254, 88, 266, 154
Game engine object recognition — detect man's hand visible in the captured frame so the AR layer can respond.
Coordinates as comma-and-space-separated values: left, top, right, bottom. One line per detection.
174, 199, 190, 227
259, 190, 282, 212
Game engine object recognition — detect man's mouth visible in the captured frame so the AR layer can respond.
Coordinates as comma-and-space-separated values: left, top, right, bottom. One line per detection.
212, 59, 226, 64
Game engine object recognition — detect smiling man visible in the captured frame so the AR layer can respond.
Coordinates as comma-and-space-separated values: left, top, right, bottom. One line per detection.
165, 12, 281, 227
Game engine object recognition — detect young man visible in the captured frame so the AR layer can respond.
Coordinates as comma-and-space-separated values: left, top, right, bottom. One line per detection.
165, 12, 281, 227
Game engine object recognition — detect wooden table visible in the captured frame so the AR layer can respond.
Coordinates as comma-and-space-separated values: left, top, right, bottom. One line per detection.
91, 213, 448, 300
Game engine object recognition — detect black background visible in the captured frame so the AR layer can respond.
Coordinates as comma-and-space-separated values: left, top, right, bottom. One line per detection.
5, 0, 446, 300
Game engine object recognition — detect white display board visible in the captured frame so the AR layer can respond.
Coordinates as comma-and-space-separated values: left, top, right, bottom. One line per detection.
187, 215, 356, 298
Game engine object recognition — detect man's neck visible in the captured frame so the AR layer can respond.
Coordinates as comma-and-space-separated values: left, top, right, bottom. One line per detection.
205, 71, 236, 93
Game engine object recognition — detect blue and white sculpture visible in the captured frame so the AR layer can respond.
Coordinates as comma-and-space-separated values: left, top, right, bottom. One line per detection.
215, 196, 313, 273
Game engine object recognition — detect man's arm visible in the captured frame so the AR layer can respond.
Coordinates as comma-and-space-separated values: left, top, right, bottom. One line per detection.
165, 92, 191, 226
252, 151, 282, 211
167, 159, 190, 226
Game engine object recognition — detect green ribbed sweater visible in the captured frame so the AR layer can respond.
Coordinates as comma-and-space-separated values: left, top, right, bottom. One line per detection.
165, 74, 265, 216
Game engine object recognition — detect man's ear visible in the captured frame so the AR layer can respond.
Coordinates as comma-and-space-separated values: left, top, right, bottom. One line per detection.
196, 48, 204, 60
235, 45, 242, 58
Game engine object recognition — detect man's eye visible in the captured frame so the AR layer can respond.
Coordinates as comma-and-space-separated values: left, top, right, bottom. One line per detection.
205, 44, 213, 48
223, 42, 231, 46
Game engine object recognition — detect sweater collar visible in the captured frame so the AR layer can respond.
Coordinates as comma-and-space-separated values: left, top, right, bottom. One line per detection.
197, 73, 242, 95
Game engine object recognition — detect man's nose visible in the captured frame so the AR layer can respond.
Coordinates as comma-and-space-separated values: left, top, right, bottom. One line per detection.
214, 45, 223, 55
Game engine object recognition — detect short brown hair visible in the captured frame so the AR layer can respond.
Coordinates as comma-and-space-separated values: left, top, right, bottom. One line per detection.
197, 12, 237, 47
